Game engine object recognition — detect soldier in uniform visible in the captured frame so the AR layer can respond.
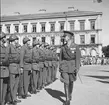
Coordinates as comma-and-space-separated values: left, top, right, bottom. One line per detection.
7, 35, 21, 104
51, 47, 59, 82
16, 44, 25, 99
0, 32, 9, 105
20, 37, 32, 98
59, 31, 81, 105
32, 40, 40, 93
37, 42, 45, 90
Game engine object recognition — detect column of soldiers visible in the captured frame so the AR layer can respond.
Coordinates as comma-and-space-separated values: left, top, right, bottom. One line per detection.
0, 32, 59, 105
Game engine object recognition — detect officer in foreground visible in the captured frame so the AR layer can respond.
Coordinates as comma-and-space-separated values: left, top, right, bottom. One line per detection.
59, 31, 81, 105
0, 32, 9, 105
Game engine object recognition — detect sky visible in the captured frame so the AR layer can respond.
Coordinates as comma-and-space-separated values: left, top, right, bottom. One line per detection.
1, 0, 109, 46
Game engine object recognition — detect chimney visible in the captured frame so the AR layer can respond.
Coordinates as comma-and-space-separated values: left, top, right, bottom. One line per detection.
68, 7, 75, 11
38, 9, 46, 13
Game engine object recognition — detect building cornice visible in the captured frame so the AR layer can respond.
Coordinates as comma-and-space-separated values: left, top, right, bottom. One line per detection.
4, 29, 102, 37
1, 11, 102, 22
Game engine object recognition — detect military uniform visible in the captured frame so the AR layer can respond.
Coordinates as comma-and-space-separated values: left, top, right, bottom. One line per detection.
59, 31, 81, 105
59, 43, 81, 84
20, 37, 32, 98
37, 44, 45, 89
32, 40, 40, 93
0, 32, 9, 105
6, 35, 21, 104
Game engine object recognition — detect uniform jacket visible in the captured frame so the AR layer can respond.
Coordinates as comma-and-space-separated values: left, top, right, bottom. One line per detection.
7, 44, 20, 74
0, 44, 9, 77
32, 46, 40, 71
59, 43, 81, 73
20, 44, 32, 71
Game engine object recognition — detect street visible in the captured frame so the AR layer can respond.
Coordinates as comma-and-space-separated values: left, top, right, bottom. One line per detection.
17, 65, 109, 105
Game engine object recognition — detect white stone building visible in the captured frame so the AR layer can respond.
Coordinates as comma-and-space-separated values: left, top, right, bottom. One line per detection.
0, 10, 102, 57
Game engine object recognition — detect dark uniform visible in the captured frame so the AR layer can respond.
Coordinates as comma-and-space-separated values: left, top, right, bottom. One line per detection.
59, 31, 81, 105
7, 35, 21, 104
0, 32, 9, 105
20, 37, 32, 98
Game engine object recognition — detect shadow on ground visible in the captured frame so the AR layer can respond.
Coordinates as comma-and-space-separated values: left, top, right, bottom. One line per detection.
84, 75, 109, 79
96, 80, 109, 84
45, 88, 65, 103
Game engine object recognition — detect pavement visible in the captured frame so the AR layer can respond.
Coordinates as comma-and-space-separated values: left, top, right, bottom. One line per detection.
17, 65, 109, 105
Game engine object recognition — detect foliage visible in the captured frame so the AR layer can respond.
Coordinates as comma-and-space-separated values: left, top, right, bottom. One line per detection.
102, 45, 109, 57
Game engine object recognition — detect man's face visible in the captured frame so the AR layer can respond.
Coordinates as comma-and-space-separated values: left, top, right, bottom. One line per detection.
15, 39, 19, 44
27, 40, 30, 46
64, 35, 70, 42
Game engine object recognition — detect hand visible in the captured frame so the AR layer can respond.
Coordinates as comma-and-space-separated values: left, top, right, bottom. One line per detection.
20, 68, 24, 73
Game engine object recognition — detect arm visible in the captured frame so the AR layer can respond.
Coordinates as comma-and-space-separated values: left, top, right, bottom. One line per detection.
75, 45, 81, 72
20, 46, 25, 68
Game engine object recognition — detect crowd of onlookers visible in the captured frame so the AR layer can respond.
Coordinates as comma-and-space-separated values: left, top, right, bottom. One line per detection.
80, 56, 109, 66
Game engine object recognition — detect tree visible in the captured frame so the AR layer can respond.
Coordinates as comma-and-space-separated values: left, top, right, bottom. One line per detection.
102, 45, 109, 57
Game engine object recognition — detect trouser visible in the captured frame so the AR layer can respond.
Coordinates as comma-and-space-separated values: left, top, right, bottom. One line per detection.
0, 77, 9, 105
28, 73, 34, 93
47, 67, 52, 83
10, 74, 20, 101
18, 73, 24, 96
42, 67, 47, 86
33, 70, 39, 90
38, 68, 43, 89
23, 70, 31, 95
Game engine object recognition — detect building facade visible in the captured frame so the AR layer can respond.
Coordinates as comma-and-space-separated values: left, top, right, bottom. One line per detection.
0, 10, 102, 57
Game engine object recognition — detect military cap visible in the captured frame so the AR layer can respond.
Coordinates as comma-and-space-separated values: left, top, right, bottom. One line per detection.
16, 43, 21, 48
44, 43, 49, 47
0, 32, 6, 40
8, 34, 19, 42
63, 31, 74, 37
23, 36, 30, 44
33, 40, 40, 46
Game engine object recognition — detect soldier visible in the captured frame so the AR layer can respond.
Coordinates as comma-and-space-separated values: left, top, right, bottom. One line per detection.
59, 31, 81, 105
0, 32, 9, 105
32, 40, 40, 93
7, 35, 21, 104
20, 36, 32, 98
51, 47, 59, 81
37, 42, 45, 90
16, 44, 25, 99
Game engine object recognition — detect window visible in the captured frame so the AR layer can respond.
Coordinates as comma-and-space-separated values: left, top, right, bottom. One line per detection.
23, 24, 27, 33
51, 37, 55, 45
69, 21, 75, 31
41, 23, 45, 32
32, 24, 37, 32
15, 25, 19, 33
0, 25, 2, 33
79, 21, 85, 31
42, 37, 45, 43
91, 35, 95, 44
6, 25, 10, 33
90, 20, 95, 30
50, 23, 55, 32
60, 22, 64, 31
80, 35, 85, 44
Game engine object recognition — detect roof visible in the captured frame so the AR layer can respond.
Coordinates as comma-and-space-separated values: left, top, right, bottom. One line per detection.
1, 11, 102, 22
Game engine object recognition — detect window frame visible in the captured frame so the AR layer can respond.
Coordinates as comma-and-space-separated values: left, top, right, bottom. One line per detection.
79, 20, 85, 31
80, 35, 85, 44
90, 34, 95, 44
32, 24, 37, 33
14, 25, 19, 33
